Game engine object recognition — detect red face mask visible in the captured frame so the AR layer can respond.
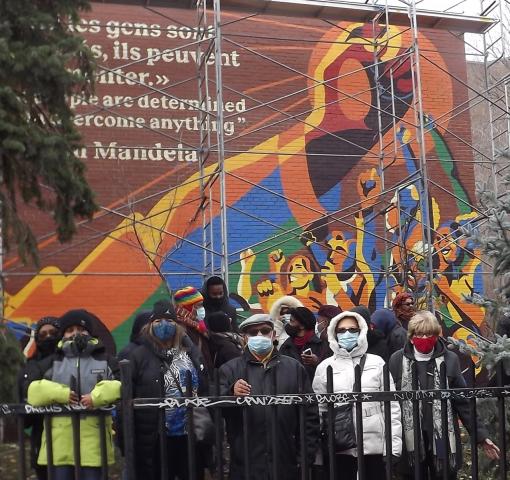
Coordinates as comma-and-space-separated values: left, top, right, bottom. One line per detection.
412, 335, 438, 354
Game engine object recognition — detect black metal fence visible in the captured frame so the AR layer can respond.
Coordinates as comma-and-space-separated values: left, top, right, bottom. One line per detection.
1, 360, 509, 480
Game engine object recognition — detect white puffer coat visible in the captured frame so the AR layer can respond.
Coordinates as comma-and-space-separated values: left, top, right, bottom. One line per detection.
312, 311, 402, 457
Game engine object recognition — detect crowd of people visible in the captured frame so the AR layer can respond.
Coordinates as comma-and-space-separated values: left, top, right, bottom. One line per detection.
17, 278, 503, 480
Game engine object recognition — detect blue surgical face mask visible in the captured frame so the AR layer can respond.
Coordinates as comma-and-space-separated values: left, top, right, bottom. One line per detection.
153, 321, 176, 341
196, 306, 206, 321
247, 335, 273, 356
337, 331, 359, 351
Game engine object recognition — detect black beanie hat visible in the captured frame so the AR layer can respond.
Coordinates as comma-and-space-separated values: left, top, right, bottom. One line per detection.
58, 309, 95, 337
351, 305, 372, 326
289, 307, 316, 330
207, 311, 231, 333
150, 299, 177, 321
35, 316, 59, 340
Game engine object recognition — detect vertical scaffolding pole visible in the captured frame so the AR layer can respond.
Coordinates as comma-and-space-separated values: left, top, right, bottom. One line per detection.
213, 0, 229, 285
407, 0, 436, 311
372, 2, 392, 305
196, 0, 215, 278
480, 0, 509, 195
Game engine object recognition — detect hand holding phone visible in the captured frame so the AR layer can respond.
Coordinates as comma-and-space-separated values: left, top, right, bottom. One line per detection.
301, 348, 319, 367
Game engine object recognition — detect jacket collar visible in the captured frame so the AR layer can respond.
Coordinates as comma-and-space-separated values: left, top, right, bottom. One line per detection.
244, 347, 280, 367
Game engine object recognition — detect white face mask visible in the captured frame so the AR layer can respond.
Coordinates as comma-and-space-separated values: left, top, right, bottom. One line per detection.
196, 306, 206, 321
315, 323, 325, 337
281, 313, 291, 325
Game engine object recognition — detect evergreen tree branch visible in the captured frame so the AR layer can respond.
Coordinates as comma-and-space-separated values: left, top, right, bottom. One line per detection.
0, 0, 98, 265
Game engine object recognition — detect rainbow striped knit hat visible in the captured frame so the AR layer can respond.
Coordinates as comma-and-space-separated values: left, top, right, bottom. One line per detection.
174, 286, 203, 312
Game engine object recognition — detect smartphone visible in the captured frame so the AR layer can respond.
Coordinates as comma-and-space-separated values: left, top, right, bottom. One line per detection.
302, 348, 312, 355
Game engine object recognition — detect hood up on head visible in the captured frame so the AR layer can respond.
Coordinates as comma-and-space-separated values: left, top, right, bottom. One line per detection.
269, 295, 304, 339
371, 308, 397, 336
327, 310, 369, 358
202, 276, 229, 305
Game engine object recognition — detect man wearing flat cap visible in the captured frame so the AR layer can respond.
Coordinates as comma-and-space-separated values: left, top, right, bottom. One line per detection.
219, 314, 319, 480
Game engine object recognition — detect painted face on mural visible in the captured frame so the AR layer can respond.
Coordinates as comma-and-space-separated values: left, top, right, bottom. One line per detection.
436, 229, 459, 265
288, 257, 314, 290
8, 11, 484, 358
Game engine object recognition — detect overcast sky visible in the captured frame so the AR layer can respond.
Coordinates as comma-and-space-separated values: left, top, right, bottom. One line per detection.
349, 0, 482, 15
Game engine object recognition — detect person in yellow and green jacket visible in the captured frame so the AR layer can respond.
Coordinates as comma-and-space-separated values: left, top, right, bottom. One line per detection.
27, 309, 121, 480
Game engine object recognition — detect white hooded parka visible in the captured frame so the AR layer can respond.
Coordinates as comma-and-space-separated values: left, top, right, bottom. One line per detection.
312, 311, 402, 457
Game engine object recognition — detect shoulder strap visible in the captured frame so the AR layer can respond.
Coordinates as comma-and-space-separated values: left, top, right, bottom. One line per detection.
359, 354, 367, 372
352, 354, 367, 391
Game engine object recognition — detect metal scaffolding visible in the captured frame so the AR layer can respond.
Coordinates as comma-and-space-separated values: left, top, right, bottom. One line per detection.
3, 0, 510, 333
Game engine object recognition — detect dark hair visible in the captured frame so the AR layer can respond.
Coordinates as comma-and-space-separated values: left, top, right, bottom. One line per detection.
207, 276, 225, 287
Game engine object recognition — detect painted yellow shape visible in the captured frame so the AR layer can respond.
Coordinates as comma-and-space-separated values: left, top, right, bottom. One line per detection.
7, 22, 406, 321
5, 217, 135, 317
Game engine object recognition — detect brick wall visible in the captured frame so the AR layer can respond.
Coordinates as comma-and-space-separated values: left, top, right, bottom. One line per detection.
4, 3, 488, 349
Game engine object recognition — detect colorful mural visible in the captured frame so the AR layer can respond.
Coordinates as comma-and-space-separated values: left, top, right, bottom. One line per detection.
3, 4, 488, 351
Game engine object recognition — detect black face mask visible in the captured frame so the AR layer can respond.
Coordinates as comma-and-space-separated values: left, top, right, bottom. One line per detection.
209, 296, 224, 307
36, 337, 58, 356
285, 324, 301, 338
72, 333, 90, 353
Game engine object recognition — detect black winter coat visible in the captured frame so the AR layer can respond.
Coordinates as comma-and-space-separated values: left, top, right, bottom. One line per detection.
389, 341, 488, 475
128, 336, 207, 480
387, 322, 408, 356
208, 332, 243, 369
18, 353, 55, 471
366, 329, 390, 361
117, 339, 142, 362
279, 334, 323, 381
219, 350, 320, 480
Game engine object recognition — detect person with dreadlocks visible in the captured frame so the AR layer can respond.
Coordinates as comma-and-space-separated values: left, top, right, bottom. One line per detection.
389, 311, 500, 479
389, 292, 416, 355
18, 316, 60, 480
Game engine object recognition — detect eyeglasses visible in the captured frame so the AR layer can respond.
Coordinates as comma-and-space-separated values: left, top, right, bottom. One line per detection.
246, 326, 273, 337
336, 328, 360, 334
403, 301, 415, 307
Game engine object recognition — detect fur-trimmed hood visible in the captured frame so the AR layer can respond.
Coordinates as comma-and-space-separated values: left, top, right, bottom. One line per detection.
269, 295, 304, 341
327, 310, 368, 358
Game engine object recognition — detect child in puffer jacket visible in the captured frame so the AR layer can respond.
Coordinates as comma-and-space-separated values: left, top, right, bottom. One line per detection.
28, 310, 121, 480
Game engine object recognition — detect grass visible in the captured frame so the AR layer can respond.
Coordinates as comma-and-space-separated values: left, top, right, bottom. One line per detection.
0, 442, 124, 480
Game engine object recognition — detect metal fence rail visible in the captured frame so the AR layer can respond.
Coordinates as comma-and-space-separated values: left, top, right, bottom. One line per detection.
1, 361, 509, 480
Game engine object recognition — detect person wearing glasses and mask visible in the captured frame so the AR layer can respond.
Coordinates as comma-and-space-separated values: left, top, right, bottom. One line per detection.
219, 314, 319, 480
388, 292, 416, 355
129, 308, 208, 480
313, 311, 402, 480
